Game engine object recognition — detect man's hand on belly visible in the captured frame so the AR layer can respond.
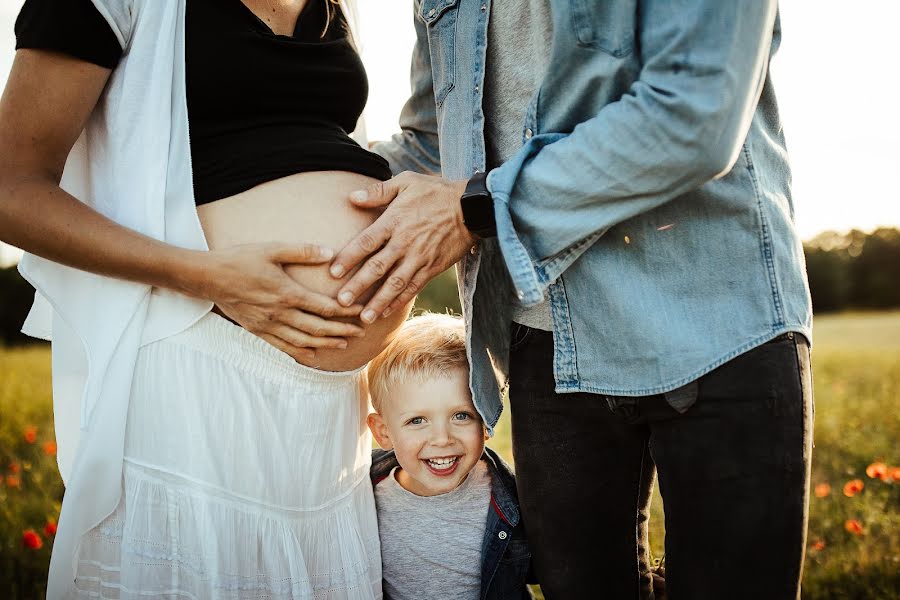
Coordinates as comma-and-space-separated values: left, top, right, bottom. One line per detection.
328, 172, 475, 324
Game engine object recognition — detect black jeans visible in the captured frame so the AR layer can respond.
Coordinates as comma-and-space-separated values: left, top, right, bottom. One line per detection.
508, 325, 813, 600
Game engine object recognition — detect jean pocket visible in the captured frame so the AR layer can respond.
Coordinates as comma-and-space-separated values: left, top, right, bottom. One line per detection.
420, 0, 460, 107
568, 0, 636, 57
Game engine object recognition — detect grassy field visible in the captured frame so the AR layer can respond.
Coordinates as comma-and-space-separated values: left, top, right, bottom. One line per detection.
1, 312, 898, 598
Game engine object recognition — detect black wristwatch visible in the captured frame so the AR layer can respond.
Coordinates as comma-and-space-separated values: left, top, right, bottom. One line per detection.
460, 170, 497, 238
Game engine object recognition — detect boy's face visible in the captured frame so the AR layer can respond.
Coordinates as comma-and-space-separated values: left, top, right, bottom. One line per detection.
368, 368, 488, 497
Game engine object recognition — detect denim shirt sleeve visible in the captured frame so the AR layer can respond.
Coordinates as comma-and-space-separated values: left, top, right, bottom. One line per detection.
487, 0, 779, 305
372, 0, 442, 176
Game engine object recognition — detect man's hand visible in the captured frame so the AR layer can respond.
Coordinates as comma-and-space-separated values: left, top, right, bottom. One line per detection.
329, 172, 477, 323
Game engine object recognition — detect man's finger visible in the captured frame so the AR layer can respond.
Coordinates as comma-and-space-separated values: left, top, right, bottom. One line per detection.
270, 243, 334, 264
330, 218, 392, 280
362, 260, 422, 323
383, 272, 428, 318
348, 175, 404, 208
336, 245, 406, 315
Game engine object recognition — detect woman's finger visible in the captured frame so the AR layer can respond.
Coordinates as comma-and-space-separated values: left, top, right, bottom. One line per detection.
270, 324, 349, 350
282, 286, 364, 319
258, 332, 316, 363
269, 243, 336, 265
279, 309, 365, 339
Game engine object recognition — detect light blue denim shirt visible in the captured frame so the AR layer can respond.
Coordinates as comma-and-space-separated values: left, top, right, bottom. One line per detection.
375, 0, 812, 433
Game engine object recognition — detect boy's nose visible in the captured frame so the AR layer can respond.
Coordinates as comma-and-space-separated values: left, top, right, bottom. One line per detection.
429, 425, 453, 446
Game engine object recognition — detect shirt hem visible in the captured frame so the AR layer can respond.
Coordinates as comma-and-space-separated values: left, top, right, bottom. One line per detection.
554, 325, 812, 397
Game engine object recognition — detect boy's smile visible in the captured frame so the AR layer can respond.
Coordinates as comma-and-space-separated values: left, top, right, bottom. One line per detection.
368, 368, 488, 497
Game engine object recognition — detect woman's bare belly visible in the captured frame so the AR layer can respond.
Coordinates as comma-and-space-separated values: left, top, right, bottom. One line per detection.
197, 171, 412, 372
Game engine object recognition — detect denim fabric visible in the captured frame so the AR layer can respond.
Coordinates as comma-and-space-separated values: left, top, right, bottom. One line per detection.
375, 1, 812, 433
370, 447, 535, 600
508, 324, 813, 599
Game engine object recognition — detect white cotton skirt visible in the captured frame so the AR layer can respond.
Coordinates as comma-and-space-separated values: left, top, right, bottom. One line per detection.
73, 313, 382, 599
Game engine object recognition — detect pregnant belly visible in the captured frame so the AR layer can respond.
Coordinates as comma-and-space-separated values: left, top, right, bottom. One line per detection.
196, 171, 412, 371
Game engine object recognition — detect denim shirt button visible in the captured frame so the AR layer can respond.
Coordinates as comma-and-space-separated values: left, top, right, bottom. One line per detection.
481, 4, 487, 11
498, 531, 508, 540
516, 290, 525, 300
428, 7, 437, 18
524, 128, 534, 139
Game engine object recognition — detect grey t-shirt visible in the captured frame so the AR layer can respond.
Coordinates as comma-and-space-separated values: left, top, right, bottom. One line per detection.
484, 0, 554, 330
374, 460, 492, 600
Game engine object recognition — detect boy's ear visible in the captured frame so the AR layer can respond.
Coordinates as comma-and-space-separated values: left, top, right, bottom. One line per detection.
483, 424, 491, 441
367, 413, 393, 450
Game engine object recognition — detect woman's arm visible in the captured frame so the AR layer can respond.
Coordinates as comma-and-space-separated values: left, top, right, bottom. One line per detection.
0, 49, 364, 361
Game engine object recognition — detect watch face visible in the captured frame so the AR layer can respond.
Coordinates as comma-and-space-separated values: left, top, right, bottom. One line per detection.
461, 194, 495, 237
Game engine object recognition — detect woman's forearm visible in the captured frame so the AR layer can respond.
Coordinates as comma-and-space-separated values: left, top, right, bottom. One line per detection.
0, 176, 207, 296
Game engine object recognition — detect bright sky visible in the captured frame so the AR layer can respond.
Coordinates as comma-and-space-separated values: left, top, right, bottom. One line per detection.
1, 0, 897, 265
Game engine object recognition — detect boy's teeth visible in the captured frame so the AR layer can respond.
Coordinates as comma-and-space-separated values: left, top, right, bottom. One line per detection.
427, 457, 458, 468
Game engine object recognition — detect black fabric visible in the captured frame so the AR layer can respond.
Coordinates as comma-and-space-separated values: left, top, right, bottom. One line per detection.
13, 0, 392, 204
508, 325, 813, 600
15, 0, 122, 69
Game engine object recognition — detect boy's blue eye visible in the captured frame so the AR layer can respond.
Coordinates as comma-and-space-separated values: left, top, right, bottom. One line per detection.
407, 417, 424, 425
453, 412, 471, 421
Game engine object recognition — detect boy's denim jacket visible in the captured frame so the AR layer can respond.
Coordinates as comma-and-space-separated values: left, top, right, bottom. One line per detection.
375, 0, 813, 433
370, 447, 535, 600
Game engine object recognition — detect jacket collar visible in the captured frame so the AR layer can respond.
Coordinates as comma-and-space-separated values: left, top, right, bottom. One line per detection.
369, 446, 520, 527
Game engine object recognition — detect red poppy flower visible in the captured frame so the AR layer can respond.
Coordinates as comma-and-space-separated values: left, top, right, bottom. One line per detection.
6, 475, 21, 488
844, 519, 864, 536
9, 462, 21, 474
44, 521, 58, 537
866, 462, 888, 481
843, 479, 864, 497
22, 530, 43, 550
24, 426, 38, 444
814, 483, 831, 498
810, 539, 826, 551
42, 441, 57, 456
891, 467, 900, 483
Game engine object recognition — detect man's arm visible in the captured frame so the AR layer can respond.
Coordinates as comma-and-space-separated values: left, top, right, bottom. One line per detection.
333, 0, 779, 318
371, 0, 442, 177
493, 0, 779, 265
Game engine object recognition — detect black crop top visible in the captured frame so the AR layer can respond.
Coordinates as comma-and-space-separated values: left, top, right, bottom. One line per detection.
14, 0, 392, 204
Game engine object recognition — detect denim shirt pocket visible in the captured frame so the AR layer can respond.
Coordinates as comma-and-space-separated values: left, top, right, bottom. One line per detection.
568, 0, 636, 57
419, 0, 460, 107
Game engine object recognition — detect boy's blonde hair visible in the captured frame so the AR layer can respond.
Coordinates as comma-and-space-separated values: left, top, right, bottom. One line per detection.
367, 313, 468, 413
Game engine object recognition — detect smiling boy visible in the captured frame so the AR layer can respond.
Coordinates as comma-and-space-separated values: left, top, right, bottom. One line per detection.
366, 314, 533, 600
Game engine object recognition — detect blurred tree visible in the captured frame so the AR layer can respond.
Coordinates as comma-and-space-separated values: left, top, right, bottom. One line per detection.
849, 228, 900, 309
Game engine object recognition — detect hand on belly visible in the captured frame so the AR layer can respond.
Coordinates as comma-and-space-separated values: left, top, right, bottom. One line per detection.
196, 171, 414, 371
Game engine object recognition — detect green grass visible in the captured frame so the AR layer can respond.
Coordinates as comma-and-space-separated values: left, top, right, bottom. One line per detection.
2, 312, 899, 598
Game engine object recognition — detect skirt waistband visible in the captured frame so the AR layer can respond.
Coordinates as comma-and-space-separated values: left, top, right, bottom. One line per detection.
156, 311, 367, 386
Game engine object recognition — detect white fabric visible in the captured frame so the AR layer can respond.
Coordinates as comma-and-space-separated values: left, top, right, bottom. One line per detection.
72, 313, 382, 599
14, 1, 364, 597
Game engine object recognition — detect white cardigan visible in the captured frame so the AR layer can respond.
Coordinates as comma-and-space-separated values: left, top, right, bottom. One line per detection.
17, 1, 361, 597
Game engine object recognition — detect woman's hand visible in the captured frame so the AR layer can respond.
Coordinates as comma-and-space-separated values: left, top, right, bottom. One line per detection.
192, 243, 366, 362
